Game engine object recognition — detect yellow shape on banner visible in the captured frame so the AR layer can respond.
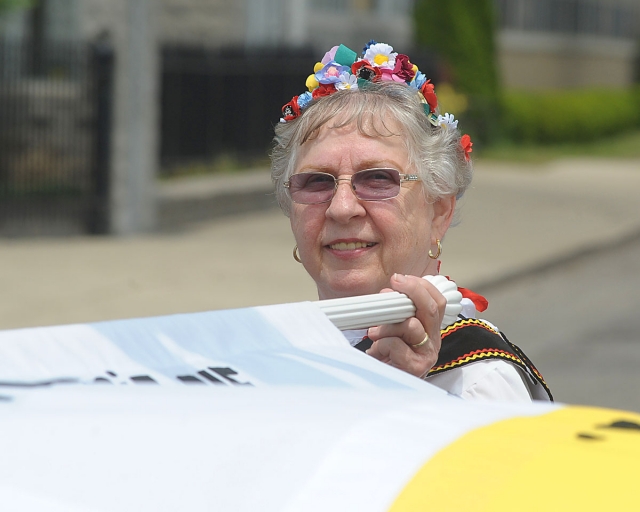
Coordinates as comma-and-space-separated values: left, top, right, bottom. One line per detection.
390, 406, 640, 511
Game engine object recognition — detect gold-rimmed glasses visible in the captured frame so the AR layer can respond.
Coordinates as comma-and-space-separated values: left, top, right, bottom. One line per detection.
284, 168, 419, 205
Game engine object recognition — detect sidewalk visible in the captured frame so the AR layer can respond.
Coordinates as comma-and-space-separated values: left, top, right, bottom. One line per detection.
2, 157, 639, 330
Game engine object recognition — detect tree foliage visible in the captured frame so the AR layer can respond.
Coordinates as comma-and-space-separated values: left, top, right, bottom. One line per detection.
414, 0, 501, 143
0, 0, 33, 13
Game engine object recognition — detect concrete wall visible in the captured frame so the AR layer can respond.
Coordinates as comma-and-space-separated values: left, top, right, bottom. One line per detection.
498, 30, 638, 89
300, 0, 413, 52
158, 0, 247, 46
496, 0, 640, 89
75, 0, 637, 89
75, 0, 410, 52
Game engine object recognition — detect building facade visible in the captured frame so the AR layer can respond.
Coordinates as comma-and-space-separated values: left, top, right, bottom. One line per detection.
1, 0, 638, 88
496, 0, 639, 89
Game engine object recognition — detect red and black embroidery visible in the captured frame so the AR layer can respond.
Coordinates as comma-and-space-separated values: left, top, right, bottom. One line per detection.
429, 318, 552, 400
354, 317, 552, 401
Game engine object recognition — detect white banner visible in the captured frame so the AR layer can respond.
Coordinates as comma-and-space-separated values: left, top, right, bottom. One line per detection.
1, 303, 639, 511
0, 302, 435, 391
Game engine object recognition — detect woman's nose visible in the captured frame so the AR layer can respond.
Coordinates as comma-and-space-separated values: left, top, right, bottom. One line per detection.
325, 178, 366, 222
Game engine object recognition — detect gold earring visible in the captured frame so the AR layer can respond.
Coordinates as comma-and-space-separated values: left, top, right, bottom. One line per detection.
293, 245, 302, 263
428, 239, 442, 259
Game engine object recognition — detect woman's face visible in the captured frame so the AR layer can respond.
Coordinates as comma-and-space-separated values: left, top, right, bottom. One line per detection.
290, 121, 455, 300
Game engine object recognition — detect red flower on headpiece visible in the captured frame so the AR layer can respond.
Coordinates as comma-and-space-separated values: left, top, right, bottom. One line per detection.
420, 80, 438, 113
461, 134, 473, 161
281, 96, 301, 121
351, 60, 382, 82
312, 83, 336, 99
392, 54, 416, 82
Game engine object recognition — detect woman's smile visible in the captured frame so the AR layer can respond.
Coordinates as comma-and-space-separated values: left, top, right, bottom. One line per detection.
325, 239, 378, 260
326, 239, 377, 251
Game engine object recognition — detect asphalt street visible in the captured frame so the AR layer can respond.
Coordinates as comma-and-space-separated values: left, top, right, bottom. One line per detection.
481, 234, 640, 413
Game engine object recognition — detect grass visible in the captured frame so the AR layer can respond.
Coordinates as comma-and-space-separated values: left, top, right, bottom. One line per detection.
477, 130, 640, 164
161, 153, 270, 180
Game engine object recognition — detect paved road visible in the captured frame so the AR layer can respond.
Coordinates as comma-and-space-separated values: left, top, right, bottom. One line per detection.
481, 235, 640, 413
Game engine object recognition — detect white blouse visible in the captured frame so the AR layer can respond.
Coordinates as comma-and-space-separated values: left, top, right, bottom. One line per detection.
342, 327, 545, 403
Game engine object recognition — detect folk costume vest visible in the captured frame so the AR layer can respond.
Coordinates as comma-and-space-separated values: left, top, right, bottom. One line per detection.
355, 316, 553, 401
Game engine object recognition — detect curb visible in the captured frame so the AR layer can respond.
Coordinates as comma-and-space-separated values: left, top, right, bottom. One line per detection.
475, 227, 640, 293
158, 187, 278, 231
157, 169, 278, 231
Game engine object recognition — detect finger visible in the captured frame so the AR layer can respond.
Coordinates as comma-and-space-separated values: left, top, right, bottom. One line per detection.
367, 336, 434, 377
368, 317, 437, 377
368, 317, 428, 350
388, 273, 445, 346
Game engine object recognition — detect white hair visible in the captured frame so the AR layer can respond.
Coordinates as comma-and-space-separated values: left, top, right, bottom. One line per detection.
271, 82, 473, 217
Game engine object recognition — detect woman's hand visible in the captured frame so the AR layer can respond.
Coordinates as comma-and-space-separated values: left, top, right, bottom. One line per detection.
365, 273, 445, 378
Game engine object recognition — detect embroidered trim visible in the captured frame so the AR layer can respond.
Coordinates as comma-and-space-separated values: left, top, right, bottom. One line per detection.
501, 333, 550, 393
441, 317, 499, 337
432, 317, 552, 400
430, 348, 526, 374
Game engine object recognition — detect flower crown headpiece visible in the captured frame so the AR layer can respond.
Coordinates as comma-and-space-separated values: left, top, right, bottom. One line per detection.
280, 40, 473, 161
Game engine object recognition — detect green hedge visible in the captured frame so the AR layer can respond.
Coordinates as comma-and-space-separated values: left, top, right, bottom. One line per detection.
502, 87, 640, 144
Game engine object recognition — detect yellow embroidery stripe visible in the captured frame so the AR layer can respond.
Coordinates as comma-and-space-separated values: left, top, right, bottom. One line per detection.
509, 346, 546, 382
441, 318, 499, 338
439, 318, 547, 384
430, 349, 524, 373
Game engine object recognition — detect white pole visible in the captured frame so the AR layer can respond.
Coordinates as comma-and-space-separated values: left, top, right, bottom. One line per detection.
110, 0, 158, 234
287, 0, 308, 47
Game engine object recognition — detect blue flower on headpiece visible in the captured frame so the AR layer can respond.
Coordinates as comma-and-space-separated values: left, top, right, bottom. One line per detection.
410, 70, 428, 90
363, 40, 378, 54
315, 61, 351, 84
297, 91, 313, 109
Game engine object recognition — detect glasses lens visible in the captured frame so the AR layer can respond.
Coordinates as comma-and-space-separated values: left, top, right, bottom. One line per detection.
288, 172, 335, 204
352, 169, 401, 200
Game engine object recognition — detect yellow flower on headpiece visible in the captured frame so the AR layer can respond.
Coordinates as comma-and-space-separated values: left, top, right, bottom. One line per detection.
306, 74, 319, 91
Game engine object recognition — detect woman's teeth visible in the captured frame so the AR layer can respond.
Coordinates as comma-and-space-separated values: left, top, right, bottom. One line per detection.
329, 242, 375, 250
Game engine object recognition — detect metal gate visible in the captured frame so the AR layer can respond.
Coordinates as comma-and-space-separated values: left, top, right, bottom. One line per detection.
159, 45, 316, 174
0, 39, 112, 236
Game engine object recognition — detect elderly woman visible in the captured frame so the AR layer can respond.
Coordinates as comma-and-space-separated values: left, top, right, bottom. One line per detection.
271, 41, 551, 402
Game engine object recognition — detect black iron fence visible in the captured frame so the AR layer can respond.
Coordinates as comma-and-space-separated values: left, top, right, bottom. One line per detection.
1, 41, 433, 233
0, 39, 112, 236
159, 44, 439, 176
159, 45, 316, 174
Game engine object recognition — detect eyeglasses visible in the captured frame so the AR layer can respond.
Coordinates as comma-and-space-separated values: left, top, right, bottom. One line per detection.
284, 168, 419, 205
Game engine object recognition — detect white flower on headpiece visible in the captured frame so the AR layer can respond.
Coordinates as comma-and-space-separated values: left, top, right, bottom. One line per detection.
437, 113, 458, 129
363, 43, 397, 70
335, 72, 358, 91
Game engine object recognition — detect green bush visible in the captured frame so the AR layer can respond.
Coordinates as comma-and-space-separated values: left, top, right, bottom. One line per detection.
502, 87, 640, 144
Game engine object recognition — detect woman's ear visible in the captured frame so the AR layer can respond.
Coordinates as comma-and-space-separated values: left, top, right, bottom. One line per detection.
431, 195, 456, 239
